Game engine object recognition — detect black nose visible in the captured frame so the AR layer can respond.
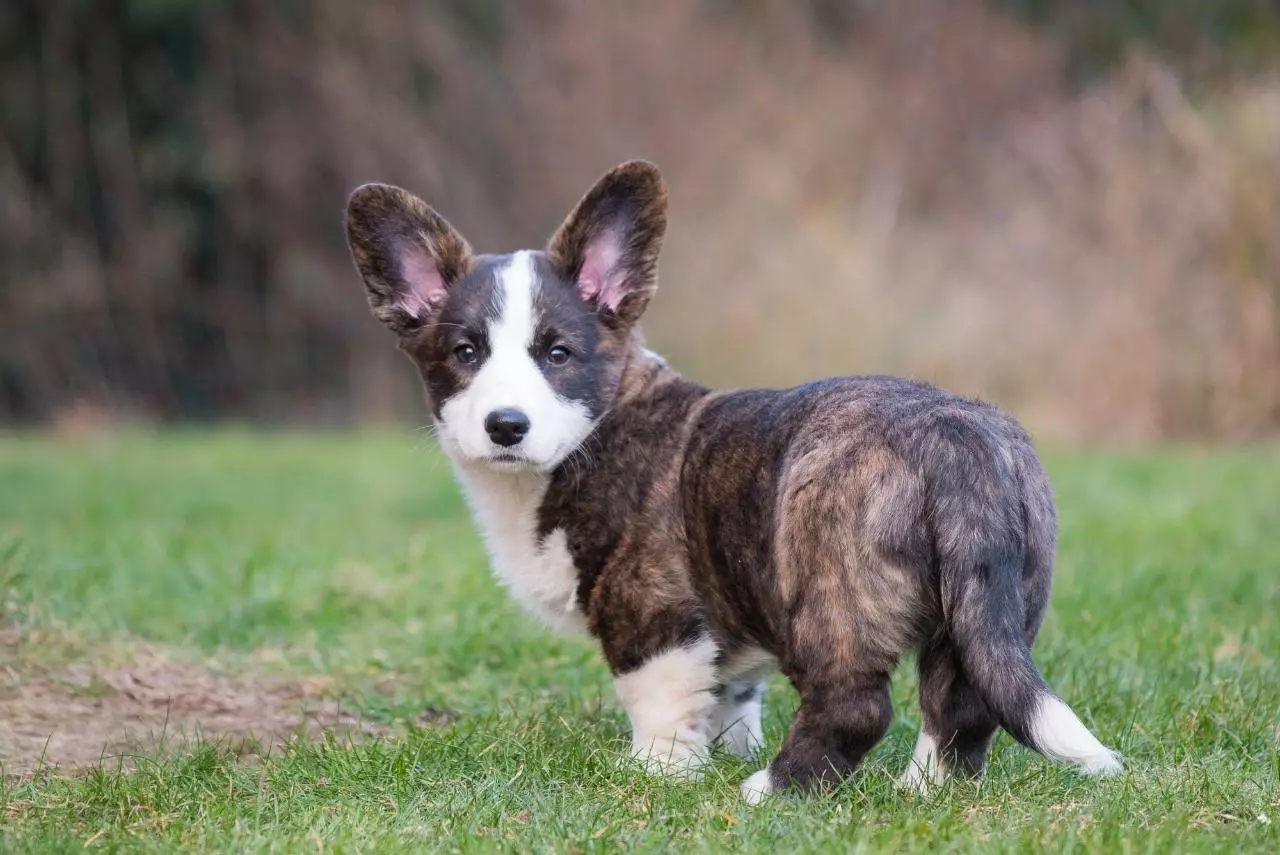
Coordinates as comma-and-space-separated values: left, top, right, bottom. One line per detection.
484, 408, 530, 447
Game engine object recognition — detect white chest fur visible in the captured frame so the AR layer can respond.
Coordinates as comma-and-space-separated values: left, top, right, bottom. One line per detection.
451, 463, 587, 634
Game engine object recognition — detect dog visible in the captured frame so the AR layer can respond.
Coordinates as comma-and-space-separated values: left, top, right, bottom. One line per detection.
344, 160, 1122, 803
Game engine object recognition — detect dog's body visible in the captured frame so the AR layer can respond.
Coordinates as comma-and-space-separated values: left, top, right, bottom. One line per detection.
345, 162, 1121, 803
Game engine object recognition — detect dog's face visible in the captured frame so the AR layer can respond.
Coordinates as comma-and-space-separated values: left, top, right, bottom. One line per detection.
346, 161, 667, 471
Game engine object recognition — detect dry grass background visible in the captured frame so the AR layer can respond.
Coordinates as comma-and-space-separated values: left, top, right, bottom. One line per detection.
1, 0, 1277, 441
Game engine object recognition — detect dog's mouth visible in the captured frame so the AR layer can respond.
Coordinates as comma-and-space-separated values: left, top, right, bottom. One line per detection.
483, 452, 537, 471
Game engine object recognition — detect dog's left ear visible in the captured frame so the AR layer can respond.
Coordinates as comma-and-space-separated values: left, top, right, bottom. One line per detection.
547, 160, 667, 325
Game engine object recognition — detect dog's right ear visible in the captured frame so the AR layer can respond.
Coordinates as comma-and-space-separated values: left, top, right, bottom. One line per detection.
345, 184, 473, 336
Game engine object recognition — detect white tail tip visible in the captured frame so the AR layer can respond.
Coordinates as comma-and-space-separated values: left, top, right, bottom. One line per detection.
1030, 695, 1123, 776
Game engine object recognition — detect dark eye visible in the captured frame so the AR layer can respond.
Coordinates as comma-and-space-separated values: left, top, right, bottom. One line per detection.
453, 343, 477, 364
547, 345, 571, 366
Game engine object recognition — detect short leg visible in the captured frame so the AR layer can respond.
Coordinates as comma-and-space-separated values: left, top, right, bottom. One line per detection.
899, 640, 999, 793
742, 671, 893, 804
710, 680, 764, 759
898, 728, 948, 792
613, 637, 719, 779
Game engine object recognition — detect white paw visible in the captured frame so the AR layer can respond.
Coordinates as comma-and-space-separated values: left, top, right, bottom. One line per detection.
896, 763, 928, 794
710, 685, 764, 760
717, 720, 764, 760
740, 769, 773, 805
897, 761, 947, 795
897, 729, 946, 794
630, 739, 707, 781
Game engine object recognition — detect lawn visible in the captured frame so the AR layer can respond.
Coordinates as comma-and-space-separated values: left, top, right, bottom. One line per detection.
0, 431, 1277, 853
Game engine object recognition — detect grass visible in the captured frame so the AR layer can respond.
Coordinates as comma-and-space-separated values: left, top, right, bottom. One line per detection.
0, 430, 1277, 853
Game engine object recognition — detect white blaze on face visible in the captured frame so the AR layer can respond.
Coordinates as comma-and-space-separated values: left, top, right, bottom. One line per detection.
439, 251, 594, 470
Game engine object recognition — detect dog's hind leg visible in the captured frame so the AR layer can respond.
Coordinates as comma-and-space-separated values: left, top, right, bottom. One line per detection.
742, 446, 920, 804
741, 666, 893, 805
899, 639, 1000, 793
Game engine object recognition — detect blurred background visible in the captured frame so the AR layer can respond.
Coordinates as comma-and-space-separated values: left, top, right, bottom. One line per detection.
1, 0, 1277, 443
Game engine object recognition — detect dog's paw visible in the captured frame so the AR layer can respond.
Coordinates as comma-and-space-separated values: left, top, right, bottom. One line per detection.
897, 730, 948, 795
740, 768, 773, 805
896, 762, 935, 795
629, 739, 707, 781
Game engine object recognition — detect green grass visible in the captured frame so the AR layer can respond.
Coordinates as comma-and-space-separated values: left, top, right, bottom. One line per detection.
1, 431, 1277, 853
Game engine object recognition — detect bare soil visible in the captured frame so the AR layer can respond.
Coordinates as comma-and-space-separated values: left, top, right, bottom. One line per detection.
0, 626, 449, 777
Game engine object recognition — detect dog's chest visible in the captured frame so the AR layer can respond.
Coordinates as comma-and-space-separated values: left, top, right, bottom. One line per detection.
454, 466, 586, 634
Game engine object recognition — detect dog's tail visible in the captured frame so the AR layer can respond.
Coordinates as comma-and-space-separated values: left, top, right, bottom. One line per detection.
933, 429, 1122, 776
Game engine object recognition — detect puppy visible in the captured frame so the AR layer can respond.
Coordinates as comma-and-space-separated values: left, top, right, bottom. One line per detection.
344, 161, 1121, 803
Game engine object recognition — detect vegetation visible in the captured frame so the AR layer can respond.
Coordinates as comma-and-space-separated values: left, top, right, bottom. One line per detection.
2, 1, 1279, 440
1, 432, 1276, 852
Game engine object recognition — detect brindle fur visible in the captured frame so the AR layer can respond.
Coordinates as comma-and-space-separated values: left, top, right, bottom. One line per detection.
537, 366, 1056, 790
345, 160, 1117, 799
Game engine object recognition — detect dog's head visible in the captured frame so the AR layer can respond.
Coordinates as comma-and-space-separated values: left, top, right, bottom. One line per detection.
346, 161, 667, 472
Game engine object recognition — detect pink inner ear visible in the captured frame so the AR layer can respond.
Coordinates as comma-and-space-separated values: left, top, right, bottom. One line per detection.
577, 229, 628, 311
395, 239, 448, 319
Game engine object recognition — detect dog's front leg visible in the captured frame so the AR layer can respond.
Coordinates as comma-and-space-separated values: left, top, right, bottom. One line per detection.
612, 636, 720, 779
711, 680, 765, 759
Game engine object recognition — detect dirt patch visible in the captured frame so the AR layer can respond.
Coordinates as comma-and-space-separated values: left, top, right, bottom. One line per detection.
0, 628, 452, 777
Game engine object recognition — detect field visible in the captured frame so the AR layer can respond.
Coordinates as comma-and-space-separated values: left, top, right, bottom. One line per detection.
0, 431, 1277, 853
